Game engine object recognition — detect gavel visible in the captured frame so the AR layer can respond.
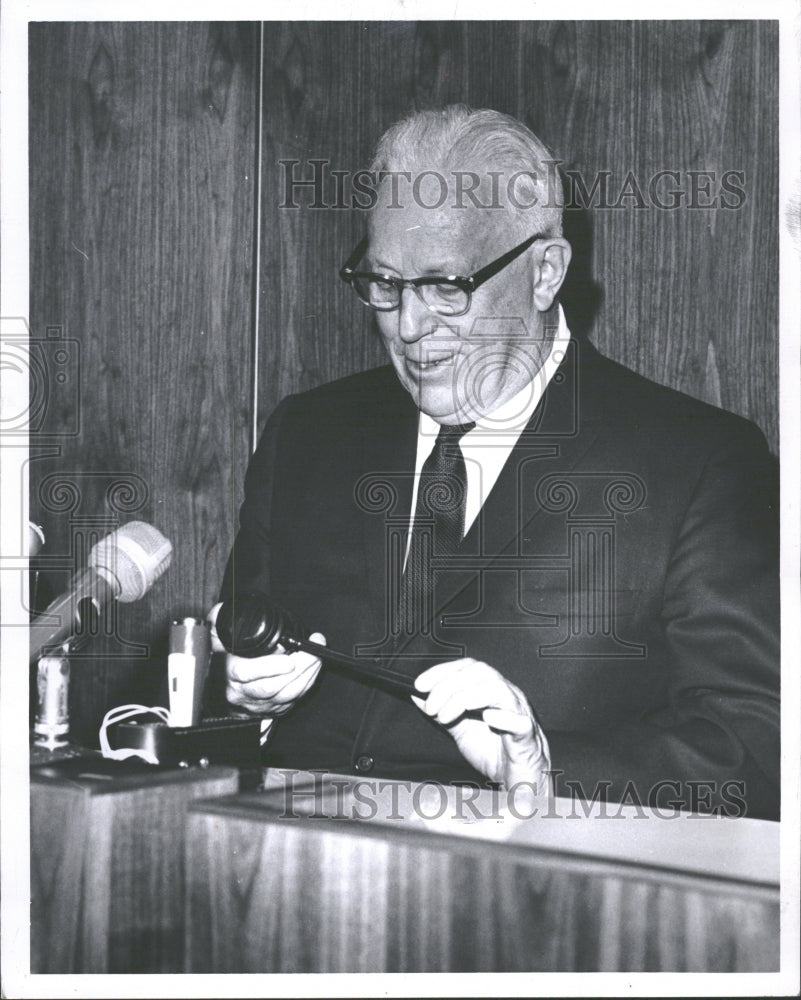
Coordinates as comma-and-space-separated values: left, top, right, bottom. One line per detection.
215, 591, 418, 696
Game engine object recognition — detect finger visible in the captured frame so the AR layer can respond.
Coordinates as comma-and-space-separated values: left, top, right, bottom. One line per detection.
431, 689, 507, 726
226, 652, 298, 685
278, 633, 325, 662
414, 658, 478, 693
286, 644, 325, 673
228, 645, 324, 702
499, 727, 552, 783
482, 707, 534, 737
423, 670, 518, 724
266, 656, 322, 704
226, 662, 316, 708
225, 681, 257, 710
412, 692, 485, 731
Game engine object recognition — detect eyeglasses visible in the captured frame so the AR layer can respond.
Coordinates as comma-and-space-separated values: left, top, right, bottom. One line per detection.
339, 232, 548, 317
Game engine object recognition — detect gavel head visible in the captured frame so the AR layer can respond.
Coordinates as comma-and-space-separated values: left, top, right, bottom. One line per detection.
215, 591, 305, 658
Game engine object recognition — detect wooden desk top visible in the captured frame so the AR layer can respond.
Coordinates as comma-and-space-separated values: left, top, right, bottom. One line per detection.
30, 754, 240, 794
191, 770, 779, 891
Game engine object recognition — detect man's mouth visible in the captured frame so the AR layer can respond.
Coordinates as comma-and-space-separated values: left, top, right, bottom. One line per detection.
405, 351, 454, 369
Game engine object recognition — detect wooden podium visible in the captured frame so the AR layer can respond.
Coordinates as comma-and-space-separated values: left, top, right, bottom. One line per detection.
30, 756, 239, 973
185, 771, 780, 973
30, 763, 780, 975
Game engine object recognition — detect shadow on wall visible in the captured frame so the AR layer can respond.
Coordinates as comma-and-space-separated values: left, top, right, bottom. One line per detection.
560, 199, 603, 342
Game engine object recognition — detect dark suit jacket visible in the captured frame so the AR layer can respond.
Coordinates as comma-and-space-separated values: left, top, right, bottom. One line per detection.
221, 339, 780, 819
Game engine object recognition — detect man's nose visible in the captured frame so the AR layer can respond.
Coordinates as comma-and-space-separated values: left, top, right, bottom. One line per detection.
397, 286, 440, 343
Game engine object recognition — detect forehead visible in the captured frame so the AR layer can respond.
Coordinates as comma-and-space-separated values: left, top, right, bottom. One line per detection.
367, 181, 499, 270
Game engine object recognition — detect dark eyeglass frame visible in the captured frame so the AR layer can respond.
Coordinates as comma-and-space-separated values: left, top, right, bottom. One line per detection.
338, 231, 549, 317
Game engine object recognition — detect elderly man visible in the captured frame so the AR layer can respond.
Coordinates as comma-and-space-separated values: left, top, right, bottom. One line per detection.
217, 106, 779, 819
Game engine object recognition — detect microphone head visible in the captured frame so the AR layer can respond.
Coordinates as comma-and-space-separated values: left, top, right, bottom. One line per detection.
216, 591, 301, 658
27, 522, 45, 558
88, 521, 172, 602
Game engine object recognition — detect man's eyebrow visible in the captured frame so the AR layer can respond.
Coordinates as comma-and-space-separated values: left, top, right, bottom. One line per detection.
367, 245, 471, 276
418, 264, 463, 276
368, 256, 399, 274
367, 252, 451, 274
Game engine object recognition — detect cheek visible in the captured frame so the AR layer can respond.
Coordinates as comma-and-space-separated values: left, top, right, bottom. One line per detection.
465, 287, 538, 354
476, 267, 535, 324
376, 316, 401, 356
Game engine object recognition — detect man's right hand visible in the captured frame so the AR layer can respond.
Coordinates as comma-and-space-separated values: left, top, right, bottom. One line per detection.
207, 602, 325, 717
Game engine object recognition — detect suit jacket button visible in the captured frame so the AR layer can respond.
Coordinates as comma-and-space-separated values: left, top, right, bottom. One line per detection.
355, 754, 374, 773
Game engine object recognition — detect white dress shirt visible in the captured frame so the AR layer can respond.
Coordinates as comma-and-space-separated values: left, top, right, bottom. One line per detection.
408, 306, 571, 544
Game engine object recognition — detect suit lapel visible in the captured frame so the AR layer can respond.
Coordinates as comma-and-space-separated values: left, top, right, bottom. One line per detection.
463, 337, 604, 556
435, 338, 608, 622
356, 340, 609, 662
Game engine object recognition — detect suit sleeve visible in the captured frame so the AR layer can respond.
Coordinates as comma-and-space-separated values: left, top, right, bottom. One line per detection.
546, 420, 781, 819
218, 395, 293, 604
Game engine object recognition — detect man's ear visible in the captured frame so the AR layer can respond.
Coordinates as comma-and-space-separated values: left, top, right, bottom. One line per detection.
532, 238, 572, 311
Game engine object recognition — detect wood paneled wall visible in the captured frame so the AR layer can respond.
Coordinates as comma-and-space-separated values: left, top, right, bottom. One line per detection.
28, 20, 778, 739
28, 23, 258, 738
256, 20, 778, 443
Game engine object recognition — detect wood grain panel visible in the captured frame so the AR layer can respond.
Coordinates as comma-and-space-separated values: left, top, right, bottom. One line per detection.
28, 23, 258, 739
30, 762, 239, 973
511, 21, 778, 446
256, 20, 503, 431
257, 22, 405, 430
185, 782, 780, 973
256, 21, 777, 450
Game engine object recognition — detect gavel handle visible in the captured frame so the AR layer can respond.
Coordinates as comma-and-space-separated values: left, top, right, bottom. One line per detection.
285, 636, 487, 721
283, 636, 418, 696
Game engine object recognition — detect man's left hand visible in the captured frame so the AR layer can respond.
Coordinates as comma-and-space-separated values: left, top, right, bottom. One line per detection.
412, 658, 552, 794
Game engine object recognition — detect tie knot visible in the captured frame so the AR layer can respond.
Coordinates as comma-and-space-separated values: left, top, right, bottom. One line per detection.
435, 422, 475, 447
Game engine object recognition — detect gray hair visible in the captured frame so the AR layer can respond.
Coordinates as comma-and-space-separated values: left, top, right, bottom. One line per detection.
369, 105, 564, 236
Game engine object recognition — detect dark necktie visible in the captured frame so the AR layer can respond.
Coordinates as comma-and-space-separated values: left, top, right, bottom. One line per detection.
396, 422, 475, 643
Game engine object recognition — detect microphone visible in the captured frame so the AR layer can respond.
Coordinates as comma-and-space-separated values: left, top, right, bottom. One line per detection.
29, 521, 172, 661
168, 618, 211, 726
27, 522, 45, 558
28, 522, 52, 617
216, 591, 417, 696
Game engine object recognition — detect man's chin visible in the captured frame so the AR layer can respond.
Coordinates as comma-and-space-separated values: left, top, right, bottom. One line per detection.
415, 386, 475, 424
393, 361, 478, 422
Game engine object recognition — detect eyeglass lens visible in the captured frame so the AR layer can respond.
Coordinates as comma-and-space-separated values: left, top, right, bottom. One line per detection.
352, 276, 469, 315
